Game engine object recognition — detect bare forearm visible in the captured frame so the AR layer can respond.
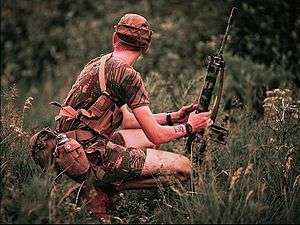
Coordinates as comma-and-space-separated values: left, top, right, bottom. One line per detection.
124, 118, 187, 145
132, 106, 211, 146
152, 124, 187, 145
131, 106, 189, 145
154, 113, 170, 125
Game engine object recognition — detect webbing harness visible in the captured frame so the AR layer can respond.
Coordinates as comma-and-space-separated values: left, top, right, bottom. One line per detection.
55, 53, 113, 138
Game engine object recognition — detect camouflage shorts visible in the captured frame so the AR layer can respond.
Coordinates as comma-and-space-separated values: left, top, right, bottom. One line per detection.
85, 140, 147, 185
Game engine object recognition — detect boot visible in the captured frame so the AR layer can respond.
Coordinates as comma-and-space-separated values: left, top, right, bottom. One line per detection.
84, 186, 112, 223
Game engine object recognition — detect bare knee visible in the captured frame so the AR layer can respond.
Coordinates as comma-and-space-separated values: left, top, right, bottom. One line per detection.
111, 129, 157, 148
142, 149, 192, 182
173, 156, 192, 181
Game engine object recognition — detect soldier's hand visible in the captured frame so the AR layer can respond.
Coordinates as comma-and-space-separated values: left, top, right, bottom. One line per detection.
187, 111, 213, 133
172, 103, 197, 123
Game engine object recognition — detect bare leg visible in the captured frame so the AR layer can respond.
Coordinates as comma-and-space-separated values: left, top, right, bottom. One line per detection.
116, 148, 192, 191
84, 131, 192, 222
111, 129, 192, 190
111, 129, 158, 149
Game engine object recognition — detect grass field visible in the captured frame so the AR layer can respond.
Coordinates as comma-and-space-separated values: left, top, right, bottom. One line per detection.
1, 61, 299, 223
2, 1, 299, 223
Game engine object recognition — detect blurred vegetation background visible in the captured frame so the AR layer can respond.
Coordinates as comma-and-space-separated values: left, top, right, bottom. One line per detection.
1, 0, 299, 224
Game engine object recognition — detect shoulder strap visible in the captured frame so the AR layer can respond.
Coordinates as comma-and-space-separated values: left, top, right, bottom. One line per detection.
98, 53, 112, 94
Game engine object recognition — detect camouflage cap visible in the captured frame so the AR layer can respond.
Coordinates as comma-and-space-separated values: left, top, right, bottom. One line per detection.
115, 13, 153, 50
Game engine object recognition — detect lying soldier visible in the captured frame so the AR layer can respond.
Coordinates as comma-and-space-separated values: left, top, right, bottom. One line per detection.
30, 13, 212, 223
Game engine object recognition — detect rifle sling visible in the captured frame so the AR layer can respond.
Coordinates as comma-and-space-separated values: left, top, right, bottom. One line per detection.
98, 53, 112, 95
211, 67, 225, 121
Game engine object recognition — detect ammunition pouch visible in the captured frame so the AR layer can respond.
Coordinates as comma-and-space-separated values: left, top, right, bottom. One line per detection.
56, 94, 122, 139
77, 94, 118, 137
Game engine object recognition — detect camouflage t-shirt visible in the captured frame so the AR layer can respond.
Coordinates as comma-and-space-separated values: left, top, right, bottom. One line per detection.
105, 57, 149, 109
56, 55, 149, 137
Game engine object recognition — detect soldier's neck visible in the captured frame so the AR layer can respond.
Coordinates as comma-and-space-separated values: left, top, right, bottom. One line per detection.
112, 50, 141, 66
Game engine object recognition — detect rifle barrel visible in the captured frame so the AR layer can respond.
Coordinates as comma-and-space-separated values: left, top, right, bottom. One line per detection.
218, 7, 238, 56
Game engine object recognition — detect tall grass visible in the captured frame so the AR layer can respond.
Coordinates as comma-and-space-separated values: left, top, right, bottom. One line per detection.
1, 58, 299, 224
0, 86, 96, 224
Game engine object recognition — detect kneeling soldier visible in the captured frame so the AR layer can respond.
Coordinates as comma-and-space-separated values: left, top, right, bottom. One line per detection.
30, 13, 212, 223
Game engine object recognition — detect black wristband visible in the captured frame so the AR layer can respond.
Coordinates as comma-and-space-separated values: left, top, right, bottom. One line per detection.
185, 123, 193, 136
166, 113, 173, 126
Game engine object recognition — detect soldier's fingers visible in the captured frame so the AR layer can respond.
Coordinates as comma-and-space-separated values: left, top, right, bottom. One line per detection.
189, 110, 196, 116
198, 111, 211, 117
202, 118, 213, 128
182, 103, 193, 108
183, 104, 195, 113
189, 104, 197, 112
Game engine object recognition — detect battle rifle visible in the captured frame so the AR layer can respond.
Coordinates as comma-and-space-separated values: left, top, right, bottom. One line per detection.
186, 8, 238, 179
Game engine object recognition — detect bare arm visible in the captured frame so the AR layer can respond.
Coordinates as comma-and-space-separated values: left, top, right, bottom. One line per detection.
132, 105, 211, 145
120, 105, 173, 129
120, 104, 196, 129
